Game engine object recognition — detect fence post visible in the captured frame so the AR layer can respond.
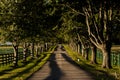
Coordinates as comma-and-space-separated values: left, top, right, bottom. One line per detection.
2, 54, 4, 65
118, 51, 120, 67
6, 54, 8, 65
0, 55, 2, 66
111, 53, 114, 66
0, 52, 24, 67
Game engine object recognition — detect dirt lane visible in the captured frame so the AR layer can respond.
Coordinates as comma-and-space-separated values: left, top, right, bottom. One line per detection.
28, 45, 94, 80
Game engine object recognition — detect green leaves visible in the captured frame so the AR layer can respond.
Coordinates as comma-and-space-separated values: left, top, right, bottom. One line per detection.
0, 0, 119, 45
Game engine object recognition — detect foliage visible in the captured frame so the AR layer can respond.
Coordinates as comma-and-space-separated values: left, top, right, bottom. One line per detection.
0, 0, 23, 44
0, 45, 56, 80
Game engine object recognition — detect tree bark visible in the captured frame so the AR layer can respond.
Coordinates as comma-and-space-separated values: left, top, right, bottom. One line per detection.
35, 43, 40, 58
40, 44, 44, 53
83, 1, 113, 68
13, 44, 19, 67
90, 45, 97, 64
30, 42, 34, 58
85, 48, 89, 60
79, 42, 82, 54
23, 43, 27, 62
45, 43, 48, 51
81, 45, 85, 57
101, 43, 112, 68
23, 42, 29, 62
77, 44, 80, 54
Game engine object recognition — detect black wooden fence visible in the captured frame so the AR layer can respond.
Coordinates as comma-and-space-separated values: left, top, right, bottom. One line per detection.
0, 52, 30, 66
0, 53, 14, 65
96, 50, 120, 67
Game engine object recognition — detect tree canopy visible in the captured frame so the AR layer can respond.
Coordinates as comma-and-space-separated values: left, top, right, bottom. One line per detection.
0, 0, 120, 68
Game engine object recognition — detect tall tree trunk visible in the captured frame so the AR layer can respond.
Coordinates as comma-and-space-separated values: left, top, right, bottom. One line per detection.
72, 42, 76, 51
23, 42, 29, 62
13, 44, 19, 67
77, 44, 80, 54
90, 45, 97, 64
45, 43, 48, 51
81, 45, 85, 57
101, 43, 112, 68
23, 43, 27, 62
85, 48, 89, 60
35, 43, 40, 58
40, 44, 44, 53
30, 42, 34, 58
83, 1, 113, 68
79, 42, 82, 54
70, 39, 76, 51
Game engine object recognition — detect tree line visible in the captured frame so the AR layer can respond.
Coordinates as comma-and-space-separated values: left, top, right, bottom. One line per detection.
0, 0, 120, 68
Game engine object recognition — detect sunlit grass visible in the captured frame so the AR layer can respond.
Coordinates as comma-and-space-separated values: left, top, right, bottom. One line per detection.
0, 45, 56, 80
63, 44, 120, 80
0, 46, 23, 54
0, 53, 49, 80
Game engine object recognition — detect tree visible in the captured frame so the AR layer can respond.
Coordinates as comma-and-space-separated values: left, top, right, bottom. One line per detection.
90, 43, 97, 64
82, 0, 120, 68
0, 0, 24, 67
50, 0, 120, 68
111, 11, 120, 45
14, 0, 64, 59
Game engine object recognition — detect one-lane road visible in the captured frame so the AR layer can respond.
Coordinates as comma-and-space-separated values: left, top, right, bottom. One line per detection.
28, 45, 94, 80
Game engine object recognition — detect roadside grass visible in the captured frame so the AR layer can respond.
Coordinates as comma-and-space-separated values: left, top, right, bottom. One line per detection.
64, 45, 120, 80
0, 46, 56, 80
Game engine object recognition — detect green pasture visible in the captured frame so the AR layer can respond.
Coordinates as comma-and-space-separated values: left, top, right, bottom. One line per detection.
0, 45, 56, 80
0, 46, 23, 54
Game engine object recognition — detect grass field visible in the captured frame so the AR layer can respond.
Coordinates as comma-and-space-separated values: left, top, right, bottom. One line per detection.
0, 53, 51, 80
0, 46, 23, 54
64, 44, 120, 80
0, 45, 56, 80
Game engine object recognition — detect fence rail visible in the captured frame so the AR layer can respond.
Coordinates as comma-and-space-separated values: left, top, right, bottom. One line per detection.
0, 53, 14, 65
96, 50, 120, 67
0, 52, 30, 66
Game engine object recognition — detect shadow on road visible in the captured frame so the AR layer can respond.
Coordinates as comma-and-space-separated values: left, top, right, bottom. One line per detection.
61, 53, 94, 78
61, 53, 116, 80
61, 53, 80, 67
44, 54, 64, 80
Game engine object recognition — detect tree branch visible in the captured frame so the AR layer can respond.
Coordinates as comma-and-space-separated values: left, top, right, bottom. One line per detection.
88, 1, 103, 44
83, 7, 91, 35
77, 33, 85, 49
65, 4, 85, 16
83, 6, 102, 48
89, 37, 102, 49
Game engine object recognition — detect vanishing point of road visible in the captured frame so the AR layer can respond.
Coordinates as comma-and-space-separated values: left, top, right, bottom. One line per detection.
28, 45, 94, 80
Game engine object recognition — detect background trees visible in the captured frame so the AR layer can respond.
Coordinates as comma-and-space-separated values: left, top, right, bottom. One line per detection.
0, 0, 23, 66
81, 0, 120, 68
0, 0, 120, 68
49, 0, 120, 68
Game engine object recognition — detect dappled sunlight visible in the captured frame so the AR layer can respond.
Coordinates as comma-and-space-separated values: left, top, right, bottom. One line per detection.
44, 54, 64, 80
28, 45, 94, 80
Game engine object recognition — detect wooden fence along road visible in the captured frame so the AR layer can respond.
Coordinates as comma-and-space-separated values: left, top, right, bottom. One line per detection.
28, 45, 94, 80
0, 52, 30, 66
